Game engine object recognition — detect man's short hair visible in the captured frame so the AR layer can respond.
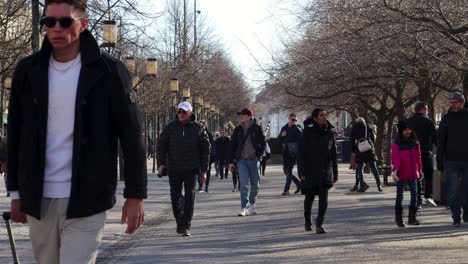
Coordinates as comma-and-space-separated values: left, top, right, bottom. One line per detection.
45, 0, 87, 14
414, 101, 427, 113
289, 113, 296, 118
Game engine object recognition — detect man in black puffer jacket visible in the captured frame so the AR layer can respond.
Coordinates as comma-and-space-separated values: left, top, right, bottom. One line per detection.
157, 102, 210, 236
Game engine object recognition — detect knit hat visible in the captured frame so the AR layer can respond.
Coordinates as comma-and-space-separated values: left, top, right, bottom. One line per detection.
397, 119, 410, 132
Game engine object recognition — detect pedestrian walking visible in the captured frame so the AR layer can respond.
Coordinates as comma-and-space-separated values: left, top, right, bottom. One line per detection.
215, 131, 230, 179
350, 117, 383, 192
259, 141, 271, 176
392, 119, 422, 228
278, 113, 302, 195
297, 108, 338, 234
228, 108, 266, 216
408, 101, 438, 208
197, 120, 215, 193
157, 102, 210, 236
6, 1, 147, 262
436, 91, 468, 227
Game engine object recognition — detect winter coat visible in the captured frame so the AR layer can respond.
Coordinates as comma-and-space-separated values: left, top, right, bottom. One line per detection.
407, 113, 437, 154
157, 115, 210, 173
7, 30, 147, 220
228, 118, 266, 163
437, 109, 468, 168
391, 140, 422, 181
350, 122, 378, 163
215, 136, 230, 161
297, 119, 338, 192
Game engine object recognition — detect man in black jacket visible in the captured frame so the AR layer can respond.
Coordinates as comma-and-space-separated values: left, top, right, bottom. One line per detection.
278, 113, 302, 195
215, 131, 230, 180
437, 91, 468, 227
7, 1, 147, 262
228, 108, 266, 216
408, 101, 437, 207
157, 102, 210, 236
197, 120, 215, 193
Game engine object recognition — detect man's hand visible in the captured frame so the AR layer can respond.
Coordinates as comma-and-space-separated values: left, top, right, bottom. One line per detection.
121, 198, 144, 235
229, 163, 236, 173
281, 131, 287, 137
157, 165, 166, 176
199, 172, 207, 183
10, 200, 27, 224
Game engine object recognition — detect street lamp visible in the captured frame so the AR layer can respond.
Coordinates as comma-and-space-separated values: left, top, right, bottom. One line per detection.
182, 87, 190, 101
204, 101, 210, 121
4, 76, 12, 90
125, 56, 135, 73
170, 78, 179, 119
146, 58, 158, 77
102, 20, 117, 48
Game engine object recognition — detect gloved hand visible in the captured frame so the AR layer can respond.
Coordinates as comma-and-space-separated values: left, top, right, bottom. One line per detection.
392, 170, 399, 182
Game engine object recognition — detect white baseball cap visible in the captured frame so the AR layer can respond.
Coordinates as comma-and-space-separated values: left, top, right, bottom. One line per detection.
177, 101, 193, 112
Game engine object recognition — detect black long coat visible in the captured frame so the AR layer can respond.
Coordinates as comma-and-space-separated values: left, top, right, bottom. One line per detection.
350, 122, 378, 163
7, 30, 147, 220
297, 119, 338, 192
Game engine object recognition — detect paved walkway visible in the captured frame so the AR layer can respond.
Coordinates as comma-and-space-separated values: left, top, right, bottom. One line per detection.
1, 162, 468, 263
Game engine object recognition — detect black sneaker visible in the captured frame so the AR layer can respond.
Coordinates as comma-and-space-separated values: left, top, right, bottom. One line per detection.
294, 188, 301, 194
232, 187, 237, 192
176, 227, 184, 234
183, 229, 191, 237
453, 221, 461, 227
316, 225, 327, 234
205, 189, 209, 193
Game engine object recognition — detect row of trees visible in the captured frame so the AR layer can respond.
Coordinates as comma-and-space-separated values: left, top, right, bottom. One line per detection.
0, 0, 251, 136
258, 0, 468, 163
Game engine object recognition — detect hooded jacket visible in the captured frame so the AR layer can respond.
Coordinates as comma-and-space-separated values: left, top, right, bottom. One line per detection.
7, 30, 147, 219
391, 139, 422, 181
156, 113, 210, 173
297, 119, 338, 191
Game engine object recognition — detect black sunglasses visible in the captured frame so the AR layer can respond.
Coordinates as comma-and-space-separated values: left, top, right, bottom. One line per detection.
177, 109, 187, 114
40, 16, 82, 28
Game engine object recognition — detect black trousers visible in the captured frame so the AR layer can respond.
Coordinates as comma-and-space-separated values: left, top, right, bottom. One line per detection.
169, 170, 198, 230
232, 170, 239, 188
198, 163, 212, 190
219, 159, 228, 179
421, 152, 434, 199
260, 159, 267, 176
304, 187, 329, 225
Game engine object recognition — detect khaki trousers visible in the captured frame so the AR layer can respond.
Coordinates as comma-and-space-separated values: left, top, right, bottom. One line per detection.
27, 198, 106, 264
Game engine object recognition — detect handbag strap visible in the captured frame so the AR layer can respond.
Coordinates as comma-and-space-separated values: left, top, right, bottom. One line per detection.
364, 125, 367, 140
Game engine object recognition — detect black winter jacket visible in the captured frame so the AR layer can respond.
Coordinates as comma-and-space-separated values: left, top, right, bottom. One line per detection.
436, 109, 468, 167
215, 136, 230, 161
297, 119, 338, 191
228, 118, 266, 163
7, 30, 147, 220
350, 122, 378, 163
157, 117, 210, 173
408, 113, 437, 154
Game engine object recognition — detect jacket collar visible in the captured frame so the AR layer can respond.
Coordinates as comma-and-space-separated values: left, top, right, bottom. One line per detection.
39, 29, 101, 66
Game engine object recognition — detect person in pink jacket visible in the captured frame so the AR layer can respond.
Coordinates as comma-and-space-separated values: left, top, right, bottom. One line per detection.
392, 119, 423, 228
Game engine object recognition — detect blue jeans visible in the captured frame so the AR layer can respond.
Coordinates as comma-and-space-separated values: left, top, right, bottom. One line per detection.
445, 161, 468, 222
357, 161, 381, 188
395, 180, 418, 209
237, 160, 260, 209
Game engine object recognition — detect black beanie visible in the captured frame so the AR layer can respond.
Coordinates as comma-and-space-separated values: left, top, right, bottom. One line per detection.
397, 119, 410, 132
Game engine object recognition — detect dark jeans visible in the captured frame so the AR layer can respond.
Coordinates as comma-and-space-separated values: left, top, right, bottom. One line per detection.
218, 159, 228, 179
283, 156, 300, 192
198, 163, 212, 190
304, 187, 329, 224
421, 152, 434, 199
395, 180, 418, 209
260, 158, 267, 176
357, 161, 381, 188
169, 170, 198, 230
445, 161, 468, 222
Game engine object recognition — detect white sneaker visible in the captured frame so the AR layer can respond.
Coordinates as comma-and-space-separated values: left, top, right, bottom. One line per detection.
426, 198, 437, 207
238, 208, 250, 217
248, 204, 257, 215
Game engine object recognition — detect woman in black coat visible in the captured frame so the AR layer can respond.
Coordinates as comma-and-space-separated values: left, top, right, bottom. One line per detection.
350, 118, 382, 192
297, 108, 338, 234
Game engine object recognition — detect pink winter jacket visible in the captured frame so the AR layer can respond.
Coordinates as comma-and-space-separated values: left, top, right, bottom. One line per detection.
391, 142, 422, 181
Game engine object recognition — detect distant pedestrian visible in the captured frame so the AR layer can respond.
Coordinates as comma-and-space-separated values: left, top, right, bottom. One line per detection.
297, 108, 338, 234
436, 91, 468, 227
197, 120, 215, 193
215, 131, 230, 179
392, 119, 422, 228
278, 113, 302, 195
7, 1, 147, 262
350, 117, 383, 192
157, 102, 210, 236
259, 141, 271, 176
408, 101, 438, 208
228, 108, 266, 216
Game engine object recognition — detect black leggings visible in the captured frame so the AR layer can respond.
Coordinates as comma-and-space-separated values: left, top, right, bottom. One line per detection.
304, 187, 329, 225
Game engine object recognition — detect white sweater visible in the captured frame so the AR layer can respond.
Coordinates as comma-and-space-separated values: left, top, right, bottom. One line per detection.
11, 54, 81, 200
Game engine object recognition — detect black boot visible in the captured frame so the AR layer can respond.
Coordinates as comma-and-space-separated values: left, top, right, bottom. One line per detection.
395, 207, 405, 228
305, 218, 312, 231
408, 206, 420, 225
315, 216, 327, 234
